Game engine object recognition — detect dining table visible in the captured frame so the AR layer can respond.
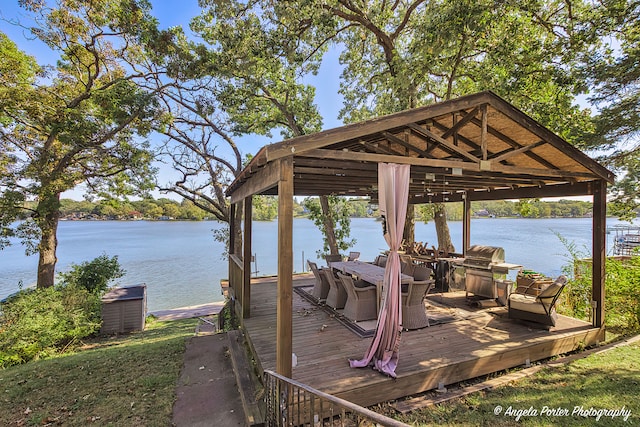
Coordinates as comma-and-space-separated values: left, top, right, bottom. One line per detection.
328, 260, 414, 310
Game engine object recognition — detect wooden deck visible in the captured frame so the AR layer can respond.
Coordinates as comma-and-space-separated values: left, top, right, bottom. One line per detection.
241, 274, 602, 407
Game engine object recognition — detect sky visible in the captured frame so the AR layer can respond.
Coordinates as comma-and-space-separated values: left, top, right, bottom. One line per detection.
0, 0, 346, 199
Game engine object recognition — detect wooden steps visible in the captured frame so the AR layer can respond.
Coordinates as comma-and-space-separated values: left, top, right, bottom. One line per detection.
227, 329, 265, 426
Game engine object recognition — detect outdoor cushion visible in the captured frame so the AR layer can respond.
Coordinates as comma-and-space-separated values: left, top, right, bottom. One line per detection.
508, 293, 548, 315
537, 281, 563, 300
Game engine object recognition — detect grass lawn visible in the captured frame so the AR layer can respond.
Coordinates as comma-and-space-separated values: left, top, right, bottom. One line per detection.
0, 318, 197, 426
379, 340, 640, 426
2, 315, 638, 426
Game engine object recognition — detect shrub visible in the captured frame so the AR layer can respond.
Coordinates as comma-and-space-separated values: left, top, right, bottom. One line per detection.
57, 253, 125, 294
604, 256, 640, 333
0, 254, 125, 368
0, 285, 101, 368
559, 254, 640, 334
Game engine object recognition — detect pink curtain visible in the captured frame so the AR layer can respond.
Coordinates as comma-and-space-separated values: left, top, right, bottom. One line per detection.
349, 163, 410, 378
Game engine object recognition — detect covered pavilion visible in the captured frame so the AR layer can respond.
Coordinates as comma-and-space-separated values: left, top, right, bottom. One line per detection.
225, 90, 614, 382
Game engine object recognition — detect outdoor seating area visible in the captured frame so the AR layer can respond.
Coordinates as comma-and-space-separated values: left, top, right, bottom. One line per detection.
241, 275, 601, 407
226, 91, 610, 384
308, 253, 570, 332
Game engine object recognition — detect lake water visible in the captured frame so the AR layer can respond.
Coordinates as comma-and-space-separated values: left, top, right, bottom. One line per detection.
0, 217, 634, 311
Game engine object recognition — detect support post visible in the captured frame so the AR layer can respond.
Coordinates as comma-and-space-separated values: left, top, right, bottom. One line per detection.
276, 157, 294, 377
592, 180, 606, 329
462, 196, 471, 256
229, 202, 237, 297
243, 196, 253, 319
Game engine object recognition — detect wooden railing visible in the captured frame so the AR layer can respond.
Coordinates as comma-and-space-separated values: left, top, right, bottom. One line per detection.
263, 370, 409, 427
229, 254, 243, 303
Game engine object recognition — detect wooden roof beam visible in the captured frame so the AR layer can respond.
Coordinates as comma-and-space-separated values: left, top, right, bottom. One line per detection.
491, 140, 547, 163
381, 131, 433, 158
407, 123, 482, 163
469, 116, 559, 170
441, 106, 481, 139
357, 140, 406, 157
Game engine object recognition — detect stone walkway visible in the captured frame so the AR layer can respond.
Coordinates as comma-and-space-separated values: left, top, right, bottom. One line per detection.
156, 304, 245, 427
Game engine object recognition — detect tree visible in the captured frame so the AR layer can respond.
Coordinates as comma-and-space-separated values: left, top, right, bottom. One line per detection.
252, 195, 278, 221
0, 1, 161, 288
143, 0, 340, 254
245, 0, 599, 252
302, 196, 356, 257
325, 0, 599, 250
581, 0, 640, 221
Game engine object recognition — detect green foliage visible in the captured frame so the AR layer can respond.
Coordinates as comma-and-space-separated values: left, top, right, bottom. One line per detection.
302, 196, 356, 257
576, 2, 640, 220
603, 256, 640, 333
252, 195, 278, 221
416, 199, 596, 223
557, 233, 640, 334
57, 254, 125, 294
0, 254, 125, 368
58, 197, 210, 220
1, 1, 162, 288
0, 286, 101, 368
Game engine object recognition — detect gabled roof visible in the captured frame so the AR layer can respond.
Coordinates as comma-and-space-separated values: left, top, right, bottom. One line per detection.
227, 91, 614, 203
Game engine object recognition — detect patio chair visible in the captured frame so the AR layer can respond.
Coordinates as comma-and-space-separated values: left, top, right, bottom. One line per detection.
402, 279, 435, 329
373, 255, 388, 268
399, 253, 412, 265
337, 273, 378, 322
401, 261, 415, 277
347, 251, 360, 261
508, 275, 568, 327
324, 254, 343, 265
412, 265, 433, 281
307, 260, 329, 302
323, 269, 348, 310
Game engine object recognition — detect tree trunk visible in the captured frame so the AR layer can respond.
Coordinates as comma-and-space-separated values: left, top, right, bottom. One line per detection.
433, 203, 455, 253
319, 195, 339, 255
36, 193, 61, 289
402, 205, 415, 251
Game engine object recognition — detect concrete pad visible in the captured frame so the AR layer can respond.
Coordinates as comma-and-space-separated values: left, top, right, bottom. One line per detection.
172, 333, 245, 427
150, 302, 226, 321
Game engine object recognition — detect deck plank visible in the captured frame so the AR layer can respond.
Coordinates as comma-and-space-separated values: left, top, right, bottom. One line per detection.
241, 277, 601, 407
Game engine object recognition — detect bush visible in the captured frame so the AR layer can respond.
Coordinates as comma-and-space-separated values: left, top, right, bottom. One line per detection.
57, 253, 125, 294
0, 254, 125, 368
559, 255, 640, 334
603, 256, 640, 333
0, 285, 101, 368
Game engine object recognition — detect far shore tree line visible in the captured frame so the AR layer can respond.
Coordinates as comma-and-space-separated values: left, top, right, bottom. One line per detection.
47, 196, 602, 222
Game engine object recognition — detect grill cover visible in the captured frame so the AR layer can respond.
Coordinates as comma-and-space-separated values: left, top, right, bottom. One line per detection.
464, 245, 505, 266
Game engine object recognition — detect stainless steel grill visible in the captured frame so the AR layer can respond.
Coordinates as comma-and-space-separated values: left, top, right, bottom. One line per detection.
463, 245, 506, 300
462, 245, 505, 269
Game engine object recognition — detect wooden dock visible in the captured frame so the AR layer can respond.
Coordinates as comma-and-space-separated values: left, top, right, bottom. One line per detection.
241, 275, 602, 407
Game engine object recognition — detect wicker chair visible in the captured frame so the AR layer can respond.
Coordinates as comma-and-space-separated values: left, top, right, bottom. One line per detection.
323, 269, 348, 309
307, 260, 329, 302
402, 279, 435, 330
373, 255, 388, 268
508, 275, 567, 327
347, 251, 360, 261
324, 254, 343, 265
401, 261, 415, 277
412, 265, 432, 281
337, 273, 378, 322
